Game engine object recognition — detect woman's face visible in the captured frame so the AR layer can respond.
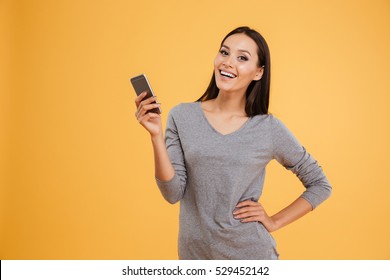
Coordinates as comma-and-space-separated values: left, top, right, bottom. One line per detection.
214, 33, 263, 95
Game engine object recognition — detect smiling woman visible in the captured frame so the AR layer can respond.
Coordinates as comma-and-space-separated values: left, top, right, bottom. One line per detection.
134, 26, 332, 260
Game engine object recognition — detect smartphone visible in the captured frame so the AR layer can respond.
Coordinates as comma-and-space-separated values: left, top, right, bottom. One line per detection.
130, 74, 161, 114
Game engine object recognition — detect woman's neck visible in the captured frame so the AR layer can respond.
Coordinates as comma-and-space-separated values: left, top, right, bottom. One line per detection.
212, 90, 247, 116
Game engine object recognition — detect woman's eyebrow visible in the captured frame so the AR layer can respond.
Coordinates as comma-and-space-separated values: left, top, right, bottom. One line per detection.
221, 44, 252, 57
238, 49, 252, 57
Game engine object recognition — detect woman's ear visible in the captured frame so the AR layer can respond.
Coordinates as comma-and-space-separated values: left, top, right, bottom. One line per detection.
253, 66, 264, 81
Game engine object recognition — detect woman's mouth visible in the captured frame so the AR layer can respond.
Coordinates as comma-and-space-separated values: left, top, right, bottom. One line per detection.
219, 70, 237, 79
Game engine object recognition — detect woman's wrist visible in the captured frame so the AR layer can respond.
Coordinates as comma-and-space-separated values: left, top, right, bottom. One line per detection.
267, 198, 312, 232
267, 216, 281, 232
150, 131, 164, 144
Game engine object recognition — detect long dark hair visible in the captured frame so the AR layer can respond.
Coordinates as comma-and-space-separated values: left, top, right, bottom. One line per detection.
197, 26, 271, 116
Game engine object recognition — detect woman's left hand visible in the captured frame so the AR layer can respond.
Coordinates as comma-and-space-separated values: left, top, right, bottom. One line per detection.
233, 200, 279, 232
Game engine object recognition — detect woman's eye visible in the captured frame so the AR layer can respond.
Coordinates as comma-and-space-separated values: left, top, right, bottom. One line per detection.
219, 50, 229, 56
238, 56, 248, 61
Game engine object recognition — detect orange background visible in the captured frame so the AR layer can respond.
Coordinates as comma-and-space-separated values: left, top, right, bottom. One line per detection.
1, 0, 390, 259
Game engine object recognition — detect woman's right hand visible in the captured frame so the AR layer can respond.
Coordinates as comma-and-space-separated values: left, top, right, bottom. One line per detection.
135, 92, 162, 138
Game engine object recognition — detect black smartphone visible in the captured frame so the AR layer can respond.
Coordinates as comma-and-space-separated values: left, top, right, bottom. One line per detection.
130, 74, 161, 114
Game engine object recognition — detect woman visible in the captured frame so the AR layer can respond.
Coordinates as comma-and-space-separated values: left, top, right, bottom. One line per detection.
134, 26, 332, 259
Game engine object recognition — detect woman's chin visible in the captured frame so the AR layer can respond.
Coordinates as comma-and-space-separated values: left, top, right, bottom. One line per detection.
215, 81, 234, 92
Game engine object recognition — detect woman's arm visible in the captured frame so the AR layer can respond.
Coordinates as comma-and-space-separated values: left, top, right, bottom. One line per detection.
135, 92, 187, 204
135, 91, 174, 181
151, 133, 175, 181
234, 117, 331, 232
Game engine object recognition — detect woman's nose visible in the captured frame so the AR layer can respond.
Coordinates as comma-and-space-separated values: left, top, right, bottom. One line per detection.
222, 56, 234, 68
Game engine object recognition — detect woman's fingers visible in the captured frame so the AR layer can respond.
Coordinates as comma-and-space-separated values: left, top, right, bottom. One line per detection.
233, 208, 264, 219
235, 199, 258, 208
134, 89, 160, 122
133, 92, 162, 137
136, 102, 161, 119
135, 92, 158, 107
138, 112, 160, 124
134, 91, 147, 106
234, 199, 261, 213
239, 216, 261, 223
233, 199, 267, 222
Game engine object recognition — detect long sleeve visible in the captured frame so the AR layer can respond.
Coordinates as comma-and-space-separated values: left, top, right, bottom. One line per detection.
271, 117, 332, 209
155, 109, 187, 204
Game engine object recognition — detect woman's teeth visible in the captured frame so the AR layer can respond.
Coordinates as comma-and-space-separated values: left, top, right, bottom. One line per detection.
220, 70, 237, 78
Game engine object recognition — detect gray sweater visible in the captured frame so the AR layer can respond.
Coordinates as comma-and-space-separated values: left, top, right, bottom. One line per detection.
155, 102, 332, 259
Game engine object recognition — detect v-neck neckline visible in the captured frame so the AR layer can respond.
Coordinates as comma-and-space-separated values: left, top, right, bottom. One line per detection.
197, 101, 252, 137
